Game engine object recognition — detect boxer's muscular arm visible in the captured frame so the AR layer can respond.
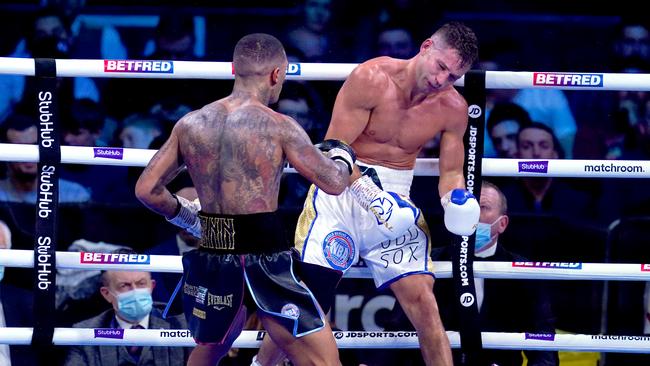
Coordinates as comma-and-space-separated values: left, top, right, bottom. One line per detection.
324, 63, 384, 143
282, 116, 351, 195
438, 102, 469, 197
135, 123, 186, 218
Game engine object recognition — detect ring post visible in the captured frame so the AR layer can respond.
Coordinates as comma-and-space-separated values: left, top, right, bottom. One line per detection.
451, 69, 486, 364
30, 58, 60, 356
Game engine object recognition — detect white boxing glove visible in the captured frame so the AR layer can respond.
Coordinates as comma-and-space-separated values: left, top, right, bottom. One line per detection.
167, 195, 202, 238
441, 189, 480, 236
350, 175, 419, 239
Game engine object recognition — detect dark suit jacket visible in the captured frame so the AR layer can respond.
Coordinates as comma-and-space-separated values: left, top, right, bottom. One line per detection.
1, 283, 38, 365
64, 306, 192, 366
382, 245, 559, 366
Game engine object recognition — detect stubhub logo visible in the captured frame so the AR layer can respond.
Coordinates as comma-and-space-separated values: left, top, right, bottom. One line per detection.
80, 252, 150, 264
104, 60, 173, 73
287, 63, 301, 75
533, 73, 603, 87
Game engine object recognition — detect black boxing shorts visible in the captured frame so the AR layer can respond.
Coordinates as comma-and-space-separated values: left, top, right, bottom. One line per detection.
181, 211, 327, 344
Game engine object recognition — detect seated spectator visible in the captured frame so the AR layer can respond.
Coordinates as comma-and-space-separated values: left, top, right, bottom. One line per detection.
0, 6, 100, 124
487, 101, 532, 159
611, 18, 650, 71
0, 113, 91, 203
64, 248, 192, 365
103, 12, 215, 122
480, 59, 578, 158
119, 113, 164, 149
375, 23, 416, 59
61, 99, 134, 205
11, 0, 127, 60
284, 0, 335, 62
56, 239, 128, 326
0, 220, 38, 365
500, 122, 596, 223
381, 181, 558, 366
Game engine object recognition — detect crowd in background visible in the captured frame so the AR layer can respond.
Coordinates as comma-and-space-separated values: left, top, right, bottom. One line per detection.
0, 0, 649, 365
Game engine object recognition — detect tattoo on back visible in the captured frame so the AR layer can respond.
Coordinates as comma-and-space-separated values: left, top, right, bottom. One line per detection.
178, 102, 284, 214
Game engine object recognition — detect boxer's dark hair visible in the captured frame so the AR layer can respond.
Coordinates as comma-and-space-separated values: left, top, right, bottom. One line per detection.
233, 33, 286, 77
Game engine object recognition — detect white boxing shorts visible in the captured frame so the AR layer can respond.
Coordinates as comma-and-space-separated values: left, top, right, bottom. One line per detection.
295, 163, 434, 288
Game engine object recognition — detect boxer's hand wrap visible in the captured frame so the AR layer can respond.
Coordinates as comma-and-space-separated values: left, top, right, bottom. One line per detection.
167, 195, 202, 238
441, 189, 480, 236
317, 139, 356, 175
350, 175, 419, 239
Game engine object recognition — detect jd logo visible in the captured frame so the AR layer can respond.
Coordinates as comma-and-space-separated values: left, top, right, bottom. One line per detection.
468, 104, 482, 119
460, 292, 475, 307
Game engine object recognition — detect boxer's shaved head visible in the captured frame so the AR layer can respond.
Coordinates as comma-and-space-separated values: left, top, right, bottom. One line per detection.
233, 33, 287, 77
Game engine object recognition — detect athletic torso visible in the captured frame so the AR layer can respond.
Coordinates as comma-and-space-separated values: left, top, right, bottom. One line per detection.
351, 58, 465, 170
176, 96, 287, 215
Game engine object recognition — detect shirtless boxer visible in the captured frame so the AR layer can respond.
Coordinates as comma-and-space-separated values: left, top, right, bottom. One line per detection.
135, 33, 355, 366
256, 22, 480, 366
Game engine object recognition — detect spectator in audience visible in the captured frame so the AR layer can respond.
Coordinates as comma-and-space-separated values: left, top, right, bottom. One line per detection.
104, 12, 214, 122
64, 248, 192, 366
376, 23, 417, 59
0, 220, 38, 365
119, 113, 164, 150
487, 101, 533, 159
0, 6, 100, 124
500, 122, 596, 222
60, 99, 133, 205
381, 181, 558, 366
611, 19, 650, 70
0, 113, 91, 203
56, 239, 128, 327
480, 59, 578, 158
284, 0, 334, 62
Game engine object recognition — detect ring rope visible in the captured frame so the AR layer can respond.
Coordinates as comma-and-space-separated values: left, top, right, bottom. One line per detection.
1, 57, 649, 91
1, 143, 648, 178
0, 328, 647, 352
2, 250, 648, 281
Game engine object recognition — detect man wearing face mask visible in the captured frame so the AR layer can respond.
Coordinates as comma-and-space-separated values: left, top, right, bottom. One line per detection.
64, 248, 192, 366
383, 181, 558, 366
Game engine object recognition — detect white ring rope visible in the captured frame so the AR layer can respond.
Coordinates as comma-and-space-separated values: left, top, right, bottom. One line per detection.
0, 328, 647, 352
3, 57, 648, 354
1, 57, 650, 90
1, 143, 649, 178
1, 249, 648, 281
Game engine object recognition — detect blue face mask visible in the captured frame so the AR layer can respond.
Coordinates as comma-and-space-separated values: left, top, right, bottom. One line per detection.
475, 216, 504, 252
112, 288, 153, 322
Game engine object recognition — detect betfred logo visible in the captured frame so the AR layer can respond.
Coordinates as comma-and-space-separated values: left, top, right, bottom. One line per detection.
104, 60, 173, 73
533, 73, 603, 87
642, 264, 650, 271
513, 262, 582, 269
80, 252, 150, 264
286, 63, 301, 75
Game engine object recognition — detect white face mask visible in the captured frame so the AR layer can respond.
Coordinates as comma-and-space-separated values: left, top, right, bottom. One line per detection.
475, 215, 504, 252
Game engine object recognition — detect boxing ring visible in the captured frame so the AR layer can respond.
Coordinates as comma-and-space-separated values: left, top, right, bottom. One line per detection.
1, 56, 650, 356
